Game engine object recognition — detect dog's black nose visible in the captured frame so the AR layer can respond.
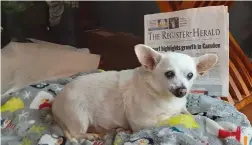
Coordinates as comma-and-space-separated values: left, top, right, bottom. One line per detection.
174, 86, 187, 98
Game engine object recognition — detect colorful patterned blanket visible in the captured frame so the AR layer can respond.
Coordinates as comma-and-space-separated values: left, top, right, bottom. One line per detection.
1, 71, 251, 145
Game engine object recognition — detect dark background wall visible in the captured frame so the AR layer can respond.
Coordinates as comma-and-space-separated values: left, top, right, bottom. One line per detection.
229, 1, 252, 60
93, 1, 159, 37
93, 1, 252, 59
1, 1, 251, 59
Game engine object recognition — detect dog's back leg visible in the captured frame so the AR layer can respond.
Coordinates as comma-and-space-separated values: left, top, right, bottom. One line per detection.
68, 116, 100, 141
53, 115, 100, 142
52, 115, 78, 143
55, 111, 100, 141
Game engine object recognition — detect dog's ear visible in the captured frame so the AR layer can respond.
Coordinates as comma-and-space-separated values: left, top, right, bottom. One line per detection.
195, 54, 218, 76
135, 44, 162, 70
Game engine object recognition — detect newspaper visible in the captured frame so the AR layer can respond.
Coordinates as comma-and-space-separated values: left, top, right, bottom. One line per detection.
144, 6, 229, 97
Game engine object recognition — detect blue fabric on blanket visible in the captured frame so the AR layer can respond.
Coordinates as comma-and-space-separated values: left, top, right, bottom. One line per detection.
1, 71, 251, 145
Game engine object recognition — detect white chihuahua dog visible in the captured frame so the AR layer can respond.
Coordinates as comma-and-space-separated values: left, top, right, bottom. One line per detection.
52, 44, 218, 141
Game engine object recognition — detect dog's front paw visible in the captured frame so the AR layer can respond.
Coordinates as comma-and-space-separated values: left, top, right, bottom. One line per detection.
86, 133, 101, 141
181, 108, 191, 115
155, 113, 171, 122
70, 138, 79, 144
114, 128, 132, 134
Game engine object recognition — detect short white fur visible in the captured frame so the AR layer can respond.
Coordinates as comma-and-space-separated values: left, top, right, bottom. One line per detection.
52, 44, 218, 141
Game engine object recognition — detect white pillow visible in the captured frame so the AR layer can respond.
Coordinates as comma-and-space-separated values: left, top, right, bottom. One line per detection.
27, 38, 91, 53
1, 42, 100, 96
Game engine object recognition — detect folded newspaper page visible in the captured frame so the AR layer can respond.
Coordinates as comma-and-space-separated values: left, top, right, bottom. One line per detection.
144, 6, 229, 97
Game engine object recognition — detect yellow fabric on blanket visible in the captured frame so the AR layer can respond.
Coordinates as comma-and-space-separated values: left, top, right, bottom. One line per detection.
157, 114, 200, 129
1, 97, 24, 112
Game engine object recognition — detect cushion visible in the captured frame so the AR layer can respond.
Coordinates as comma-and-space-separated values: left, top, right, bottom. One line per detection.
1, 41, 100, 96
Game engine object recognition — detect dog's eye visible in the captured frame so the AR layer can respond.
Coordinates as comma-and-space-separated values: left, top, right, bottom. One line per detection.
187, 72, 193, 80
165, 71, 175, 79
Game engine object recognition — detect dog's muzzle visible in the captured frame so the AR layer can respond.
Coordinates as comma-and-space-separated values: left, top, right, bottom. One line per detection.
172, 86, 187, 98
